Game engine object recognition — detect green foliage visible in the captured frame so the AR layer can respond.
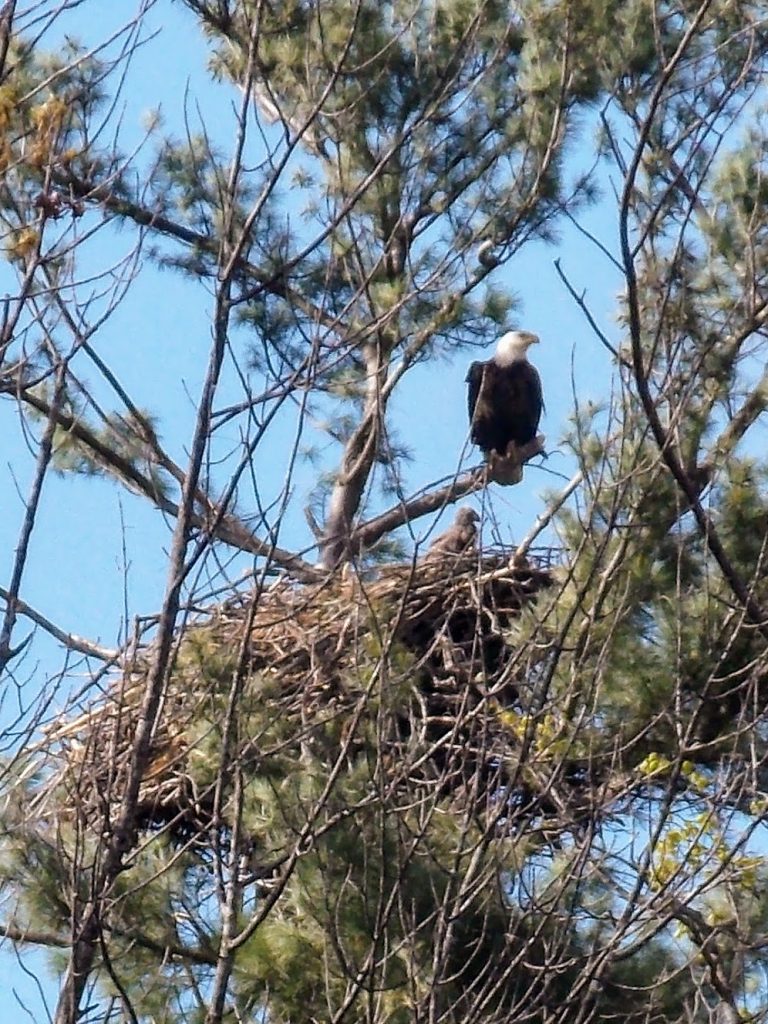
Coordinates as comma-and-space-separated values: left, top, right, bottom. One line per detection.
195, 0, 602, 370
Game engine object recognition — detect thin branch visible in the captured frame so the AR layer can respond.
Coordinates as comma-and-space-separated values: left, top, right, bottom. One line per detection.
514, 469, 583, 563
618, 0, 768, 636
350, 467, 486, 556
0, 364, 65, 675
0, 920, 216, 967
4, 384, 320, 582
0, 586, 118, 662
553, 257, 625, 364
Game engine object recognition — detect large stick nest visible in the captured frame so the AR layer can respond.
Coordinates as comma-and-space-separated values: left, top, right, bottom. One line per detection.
37, 547, 557, 839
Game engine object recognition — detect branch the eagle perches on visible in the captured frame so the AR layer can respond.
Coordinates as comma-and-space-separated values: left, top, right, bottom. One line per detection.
320, 433, 546, 569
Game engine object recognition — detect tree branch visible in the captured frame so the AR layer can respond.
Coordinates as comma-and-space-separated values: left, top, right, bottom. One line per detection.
618, 0, 768, 636
56, 172, 340, 332
4, 383, 320, 582
350, 467, 486, 557
0, 920, 216, 967
349, 438, 545, 557
0, 586, 118, 662
0, 365, 65, 675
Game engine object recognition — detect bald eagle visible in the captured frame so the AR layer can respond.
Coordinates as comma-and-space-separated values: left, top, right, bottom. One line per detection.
466, 331, 543, 459
425, 507, 479, 560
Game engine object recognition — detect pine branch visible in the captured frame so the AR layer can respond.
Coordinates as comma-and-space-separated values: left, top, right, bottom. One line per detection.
55, 172, 340, 332
704, 375, 768, 469
0, 920, 216, 967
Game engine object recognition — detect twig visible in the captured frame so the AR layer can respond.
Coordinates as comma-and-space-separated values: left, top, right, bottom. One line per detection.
514, 469, 583, 563
0, 587, 118, 663
553, 258, 625, 364
618, 0, 768, 636
0, 365, 65, 675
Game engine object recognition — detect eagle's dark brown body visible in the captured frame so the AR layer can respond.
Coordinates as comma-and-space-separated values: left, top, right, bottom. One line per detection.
466, 356, 542, 457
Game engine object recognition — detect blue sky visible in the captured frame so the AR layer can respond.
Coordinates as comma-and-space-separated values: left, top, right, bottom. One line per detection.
0, 1, 622, 1014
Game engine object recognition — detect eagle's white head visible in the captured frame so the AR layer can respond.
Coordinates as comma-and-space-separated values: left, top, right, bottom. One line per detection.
494, 330, 540, 366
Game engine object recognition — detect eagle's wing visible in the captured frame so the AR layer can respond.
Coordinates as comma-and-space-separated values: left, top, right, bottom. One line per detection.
508, 362, 544, 433
527, 363, 544, 428
426, 521, 476, 559
466, 362, 485, 425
